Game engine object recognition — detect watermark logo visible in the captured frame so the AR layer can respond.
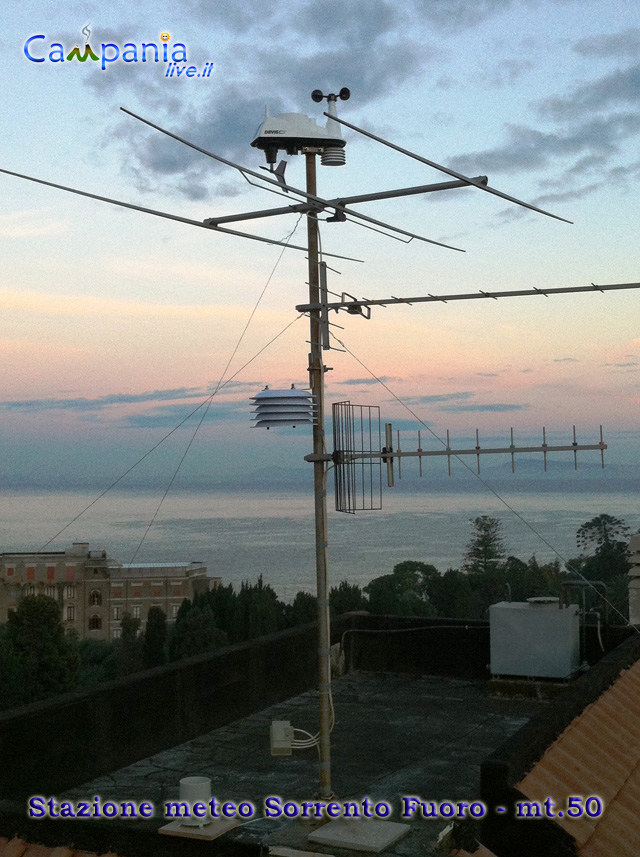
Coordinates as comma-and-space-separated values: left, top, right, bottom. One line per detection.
23, 26, 214, 77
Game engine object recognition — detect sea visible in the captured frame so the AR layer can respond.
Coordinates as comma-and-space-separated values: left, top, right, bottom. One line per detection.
1, 483, 637, 602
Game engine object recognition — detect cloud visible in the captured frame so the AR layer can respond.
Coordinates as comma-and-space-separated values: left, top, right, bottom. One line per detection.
573, 28, 640, 59
449, 113, 640, 176
0, 386, 209, 414
483, 58, 534, 87
553, 357, 579, 363
118, 400, 246, 428
337, 376, 396, 386
540, 64, 640, 123
439, 403, 528, 413
403, 392, 474, 404
477, 372, 499, 377
86, 1, 476, 198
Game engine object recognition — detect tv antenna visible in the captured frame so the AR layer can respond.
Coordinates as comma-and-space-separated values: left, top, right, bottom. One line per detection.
3, 90, 639, 844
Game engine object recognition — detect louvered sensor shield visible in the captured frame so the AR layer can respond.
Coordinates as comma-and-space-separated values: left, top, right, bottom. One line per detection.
251, 386, 315, 429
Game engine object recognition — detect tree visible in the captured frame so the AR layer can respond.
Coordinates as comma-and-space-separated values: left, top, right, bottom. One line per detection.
573, 515, 631, 584
169, 602, 227, 660
110, 612, 144, 677
463, 516, 505, 575
4, 595, 79, 705
330, 580, 368, 615
231, 576, 284, 642
365, 562, 434, 616
576, 514, 630, 553
0, 624, 26, 710
426, 569, 478, 619
76, 638, 117, 687
208, 583, 237, 638
287, 591, 318, 626
143, 607, 167, 668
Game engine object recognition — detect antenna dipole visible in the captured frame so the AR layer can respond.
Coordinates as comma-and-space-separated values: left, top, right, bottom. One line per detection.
296, 281, 640, 318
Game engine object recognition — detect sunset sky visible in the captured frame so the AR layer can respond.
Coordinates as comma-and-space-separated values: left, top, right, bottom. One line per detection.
1, 1, 639, 491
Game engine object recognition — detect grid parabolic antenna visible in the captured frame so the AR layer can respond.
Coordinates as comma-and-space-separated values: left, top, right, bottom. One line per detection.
332, 401, 382, 513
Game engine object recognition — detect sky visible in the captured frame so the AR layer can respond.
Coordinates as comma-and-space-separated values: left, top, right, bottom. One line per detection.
1, 0, 639, 493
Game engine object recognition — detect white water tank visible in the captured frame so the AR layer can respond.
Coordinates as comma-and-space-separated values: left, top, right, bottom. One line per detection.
490, 598, 580, 679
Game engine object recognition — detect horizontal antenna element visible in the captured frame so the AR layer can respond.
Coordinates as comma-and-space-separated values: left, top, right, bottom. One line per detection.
323, 112, 573, 224
297, 282, 640, 315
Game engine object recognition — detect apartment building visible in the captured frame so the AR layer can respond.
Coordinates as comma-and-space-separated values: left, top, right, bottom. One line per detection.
0, 542, 217, 641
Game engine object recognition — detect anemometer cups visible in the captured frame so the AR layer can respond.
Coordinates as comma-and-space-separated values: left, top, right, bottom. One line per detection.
311, 88, 351, 103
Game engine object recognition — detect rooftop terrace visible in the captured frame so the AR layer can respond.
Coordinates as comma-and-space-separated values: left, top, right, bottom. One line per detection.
58, 671, 541, 855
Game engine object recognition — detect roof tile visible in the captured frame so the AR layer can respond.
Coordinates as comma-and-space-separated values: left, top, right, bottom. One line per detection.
517, 660, 640, 857
1, 838, 28, 857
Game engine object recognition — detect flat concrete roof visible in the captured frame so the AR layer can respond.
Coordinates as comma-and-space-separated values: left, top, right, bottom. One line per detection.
61, 672, 543, 855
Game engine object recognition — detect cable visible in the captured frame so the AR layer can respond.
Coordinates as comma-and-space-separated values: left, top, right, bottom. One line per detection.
128, 215, 304, 562
38, 313, 305, 551
331, 332, 639, 634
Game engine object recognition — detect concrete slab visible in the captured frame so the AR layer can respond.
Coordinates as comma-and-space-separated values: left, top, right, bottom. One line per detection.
158, 817, 240, 840
309, 819, 410, 853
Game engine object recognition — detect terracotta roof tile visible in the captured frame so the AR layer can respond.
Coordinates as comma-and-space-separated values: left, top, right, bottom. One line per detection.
0, 838, 28, 857
73, 852, 113, 857
517, 659, 640, 857
0, 843, 123, 857
23, 846, 57, 857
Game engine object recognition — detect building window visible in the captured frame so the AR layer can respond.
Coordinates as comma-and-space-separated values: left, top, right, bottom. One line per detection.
89, 590, 102, 606
66, 605, 75, 622
132, 586, 141, 598
88, 614, 102, 631
172, 604, 179, 619
113, 606, 121, 621
65, 585, 75, 600
132, 606, 141, 619
112, 587, 122, 599
112, 628, 121, 640
7, 568, 14, 577
27, 584, 36, 596
47, 566, 55, 580
172, 586, 181, 597
27, 567, 35, 581
153, 586, 162, 598
67, 567, 75, 580
45, 585, 56, 598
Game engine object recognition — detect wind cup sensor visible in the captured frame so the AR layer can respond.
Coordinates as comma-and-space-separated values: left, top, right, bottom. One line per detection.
251, 88, 350, 167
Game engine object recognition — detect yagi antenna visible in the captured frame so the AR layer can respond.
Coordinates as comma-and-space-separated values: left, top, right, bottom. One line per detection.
119, 107, 465, 252
324, 112, 573, 224
322, 405, 608, 514
0, 167, 359, 261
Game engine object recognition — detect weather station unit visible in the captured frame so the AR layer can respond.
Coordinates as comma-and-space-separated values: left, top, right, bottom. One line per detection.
2, 87, 640, 853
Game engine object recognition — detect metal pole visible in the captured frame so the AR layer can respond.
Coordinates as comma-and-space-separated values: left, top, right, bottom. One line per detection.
305, 151, 332, 799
